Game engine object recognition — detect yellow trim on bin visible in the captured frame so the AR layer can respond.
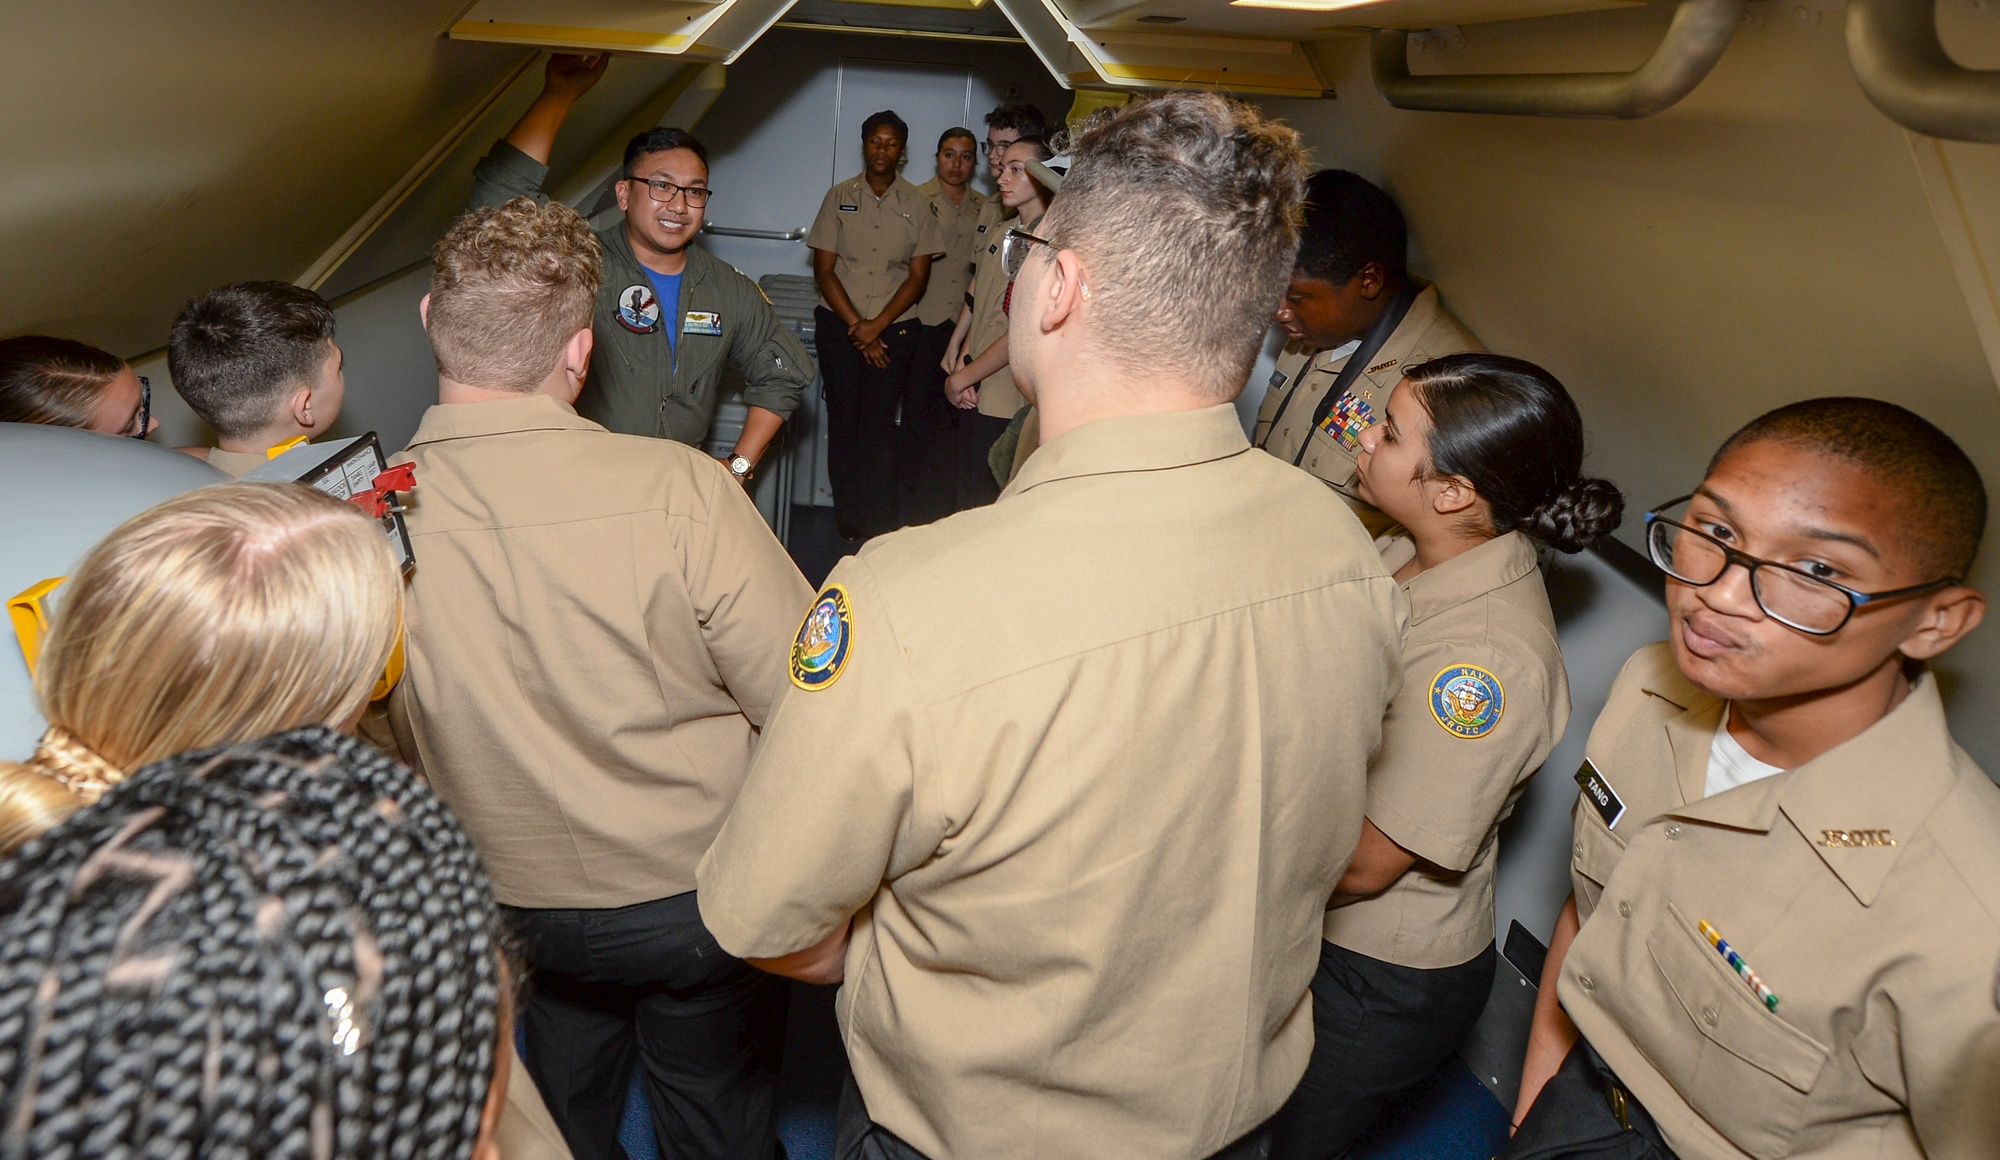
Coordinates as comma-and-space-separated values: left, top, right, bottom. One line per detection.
448, 21, 694, 50
7, 577, 67, 678
370, 625, 407, 703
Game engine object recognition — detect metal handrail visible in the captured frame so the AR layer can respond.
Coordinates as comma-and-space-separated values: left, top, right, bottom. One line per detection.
702, 225, 807, 241
1370, 0, 1743, 119
1847, 0, 2000, 144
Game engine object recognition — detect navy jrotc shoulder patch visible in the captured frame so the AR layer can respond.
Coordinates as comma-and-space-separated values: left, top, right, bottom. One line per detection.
791, 586, 854, 690
1429, 664, 1503, 738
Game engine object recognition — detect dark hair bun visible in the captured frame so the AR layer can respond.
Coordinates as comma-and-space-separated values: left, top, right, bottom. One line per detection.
1525, 476, 1624, 553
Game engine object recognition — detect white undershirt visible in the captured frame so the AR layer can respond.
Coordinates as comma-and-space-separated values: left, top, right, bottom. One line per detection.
1706, 710, 1786, 798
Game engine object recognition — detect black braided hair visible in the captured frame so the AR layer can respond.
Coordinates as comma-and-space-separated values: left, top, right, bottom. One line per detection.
0, 727, 502, 1160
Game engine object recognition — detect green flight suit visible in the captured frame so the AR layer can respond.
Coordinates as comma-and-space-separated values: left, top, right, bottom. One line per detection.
469, 141, 814, 445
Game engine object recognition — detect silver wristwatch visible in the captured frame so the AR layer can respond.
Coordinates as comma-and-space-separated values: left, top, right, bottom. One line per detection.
727, 454, 753, 481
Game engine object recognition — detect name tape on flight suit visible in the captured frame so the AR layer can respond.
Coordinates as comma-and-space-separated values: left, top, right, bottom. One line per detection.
683, 311, 722, 336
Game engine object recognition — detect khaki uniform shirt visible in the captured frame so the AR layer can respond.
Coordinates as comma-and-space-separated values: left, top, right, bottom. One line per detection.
387, 395, 812, 909
202, 447, 269, 477
913, 179, 986, 328
1252, 285, 1481, 525
808, 174, 948, 323
470, 141, 814, 443
964, 205, 1029, 419
698, 405, 1405, 1160
1326, 532, 1567, 968
1560, 642, 2000, 1159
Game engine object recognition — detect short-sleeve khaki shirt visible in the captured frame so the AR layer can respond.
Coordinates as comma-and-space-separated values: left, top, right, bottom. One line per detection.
807, 173, 948, 323
1325, 531, 1568, 968
1560, 643, 2000, 1159
1253, 284, 1481, 507
913, 178, 986, 327
386, 395, 813, 909
698, 405, 1405, 1159
964, 203, 1027, 419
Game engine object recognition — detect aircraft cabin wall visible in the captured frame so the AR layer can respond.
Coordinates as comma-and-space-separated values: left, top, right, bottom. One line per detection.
1260, 0, 2000, 783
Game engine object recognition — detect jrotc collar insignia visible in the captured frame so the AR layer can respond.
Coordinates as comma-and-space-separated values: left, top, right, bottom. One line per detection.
1317, 390, 1375, 452
615, 285, 662, 334
1574, 759, 1626, 829
683, 311, 722, 336
977, 223, 989, 233
1430, 664, 1503, 738
1819, 829, 1896, 848
791, 585, 853, 691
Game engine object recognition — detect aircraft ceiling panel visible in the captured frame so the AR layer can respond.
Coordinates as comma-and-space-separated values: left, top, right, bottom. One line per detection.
1057, 0, 1641, 37
0, 0, 530, 358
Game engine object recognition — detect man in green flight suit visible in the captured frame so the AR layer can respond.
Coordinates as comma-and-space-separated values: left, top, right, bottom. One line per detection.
469, 54, 813, 484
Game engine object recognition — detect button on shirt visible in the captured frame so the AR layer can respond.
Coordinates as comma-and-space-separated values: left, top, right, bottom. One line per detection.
1560, 642, 2000, 1159
913, 178, 986, 327
386, 395, 813, 910
808, 174, 948, 322
698, 404, 1405, 1160
1325, 531, 1568, 969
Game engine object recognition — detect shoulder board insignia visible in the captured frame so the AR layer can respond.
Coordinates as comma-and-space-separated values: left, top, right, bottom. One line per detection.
790, 586, 853, 690
930, 202, 940, 217
1366, 357, 1400, 375
1269, 369, 1289, 390
1574, 759, 1626, 830
1430, 664, 1503, 738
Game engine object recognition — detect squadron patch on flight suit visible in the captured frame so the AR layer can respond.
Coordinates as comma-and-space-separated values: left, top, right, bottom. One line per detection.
790, 585, 853, 691
1318, 390, 1375, 451
1429, 664, 1503, 738
616, 285, 662, 334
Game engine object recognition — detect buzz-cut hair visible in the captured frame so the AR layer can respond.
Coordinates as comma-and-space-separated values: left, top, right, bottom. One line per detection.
168, 282, 336, 439
1296, 169, 1407, 286
862, 110, 908, 143
1711, 396, 1987, 578
984, 104, 1048, 139
427, 197, 602, 393
1045, 92, 1309, 398
623, 127, 708, 176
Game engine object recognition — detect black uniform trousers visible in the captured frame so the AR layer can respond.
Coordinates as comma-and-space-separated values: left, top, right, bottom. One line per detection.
896, 321, 960, 527
835, 1071, 1276, 1160
1502, 1041, 1677, 1160
504, 891, 788, 1160
817, 308, 921, 540
1268, 940, 1497, 1160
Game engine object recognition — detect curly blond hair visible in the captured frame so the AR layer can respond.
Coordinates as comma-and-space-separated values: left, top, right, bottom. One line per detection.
428, 196, 603, 392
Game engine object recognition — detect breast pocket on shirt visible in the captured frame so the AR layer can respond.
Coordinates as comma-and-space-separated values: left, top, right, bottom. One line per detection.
1572, 809, 1623, 896
1642, 903, 1830, 1159
1298, 424, 1361, 491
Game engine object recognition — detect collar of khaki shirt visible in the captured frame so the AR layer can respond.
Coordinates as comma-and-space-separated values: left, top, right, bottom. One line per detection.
1001, 403, 1251, 498
1401, 529, 1537, 625
917, 177, 985, 211
840, 172, 923, 210
1646, 662, 1956, 907
405, 393, 600, 448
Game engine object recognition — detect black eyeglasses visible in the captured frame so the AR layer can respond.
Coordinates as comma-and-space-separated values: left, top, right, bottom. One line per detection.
625, 176, 712, 207
1643, 496, 1958, 635
1000, 228, 1053, 279
128, 375, 151, 440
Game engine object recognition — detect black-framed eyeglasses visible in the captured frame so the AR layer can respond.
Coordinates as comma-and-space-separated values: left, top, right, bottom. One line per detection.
1000, 228, 1052, 279
625, 175, 712, 207
1643, 495, 1959, 635
128, 375, 151, 440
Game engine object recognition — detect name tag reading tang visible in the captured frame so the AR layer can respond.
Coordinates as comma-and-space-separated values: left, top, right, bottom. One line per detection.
1575, 759, 1626, 830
